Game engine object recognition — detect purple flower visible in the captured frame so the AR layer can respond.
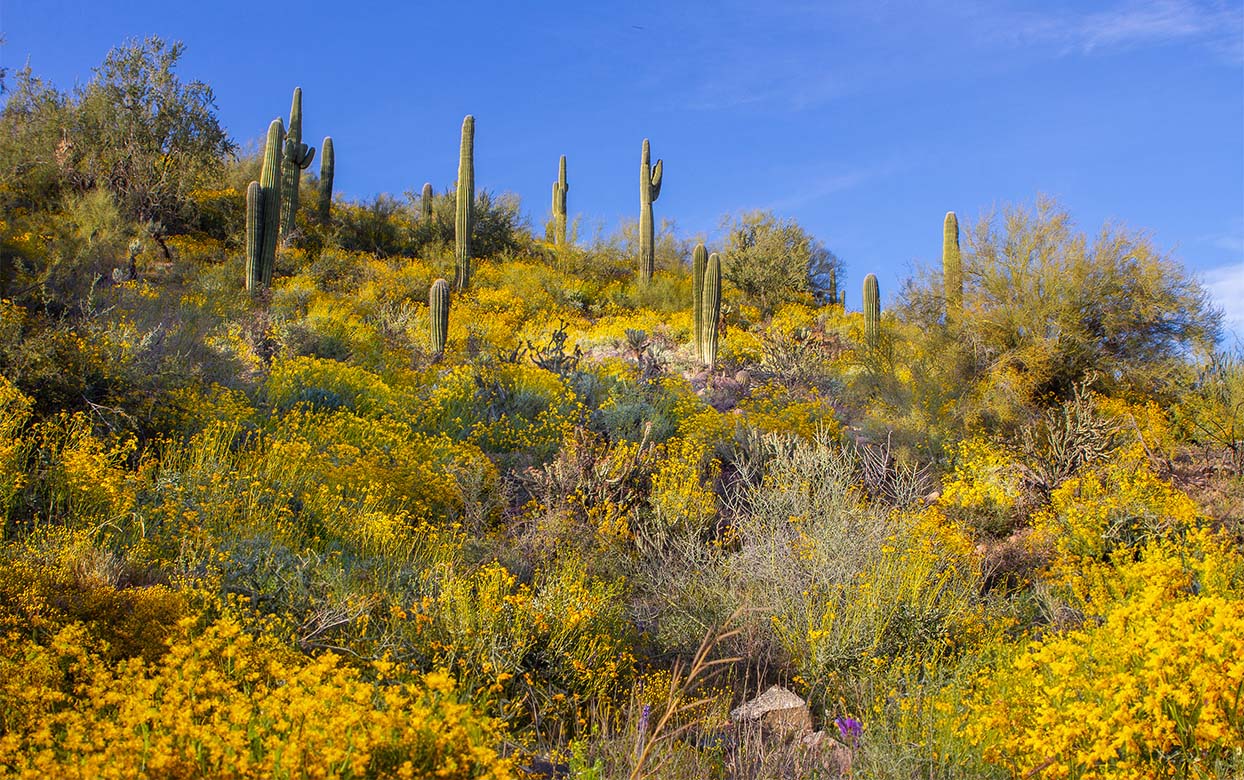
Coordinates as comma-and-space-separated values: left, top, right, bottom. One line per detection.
638, 704, 651, 735
834, 716, 862, 747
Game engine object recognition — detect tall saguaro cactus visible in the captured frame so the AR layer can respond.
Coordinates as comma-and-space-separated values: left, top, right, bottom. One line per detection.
429, 278, 450, 358
279, 88, 316, 239
943, 211, 962, 323
421, 183, 434, 220
828, 269, 839, 307
317, 136, 334, 224
639, 138, 663, 283
701, 252, 722, 367
863, 273, 881, 346
245, 118, 285, 292
455, 115, 475, 290
551, 155, 568, 247
692, 243, 708, 358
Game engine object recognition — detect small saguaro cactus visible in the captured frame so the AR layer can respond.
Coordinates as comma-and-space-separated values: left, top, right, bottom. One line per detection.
245, 118, 285, 292
551, 155, 568, 247
279, 88, 316, 239
863, 273, 881, 346
943, 211, 962, 323
421, 182, 434, 220
429, 278, 451, 358
828, 268, 838, 307
692, 243, 708, 358
639, 138, 663, 283
317, 136, 334, 224
701, 252, 722, 368
455, 115, 475, 291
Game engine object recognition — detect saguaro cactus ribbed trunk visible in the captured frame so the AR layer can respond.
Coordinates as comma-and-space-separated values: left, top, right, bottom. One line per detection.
430, 278, 450, 358
317, 136, 334, 224
455, 116, 475, 290
701, 252, 722, 367
863, 273, 880, 346
422, 183, 434, 220
943, 211, 962, 324
639, 138, 663, 283
279, 88, 315, 239
692, 243, 708, 359
552, 155, 568, 247
246, 118, 284, 292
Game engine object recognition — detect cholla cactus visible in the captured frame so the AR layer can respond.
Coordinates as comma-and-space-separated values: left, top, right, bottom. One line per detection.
429, 278, 450, 358
551, 155, 568, 247
455, 116, 475, 290
279, 88, 316, 239
639, 138, 663, 283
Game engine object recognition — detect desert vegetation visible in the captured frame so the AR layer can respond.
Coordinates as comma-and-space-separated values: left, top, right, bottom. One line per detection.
0, 38, 1241, 779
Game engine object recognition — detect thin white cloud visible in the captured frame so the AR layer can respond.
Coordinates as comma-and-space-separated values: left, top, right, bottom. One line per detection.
1203, 262, 1244, 344
964, 0, 1244, 60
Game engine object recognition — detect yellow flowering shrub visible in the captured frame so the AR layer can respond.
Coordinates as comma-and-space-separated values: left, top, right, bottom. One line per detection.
0, 376, 32, 528
417, 559, 634, 729
1033, 444, 1200, 599
267, 356, 407, 417
37, 412, 137, 524
0, 616, 514, 779
736, 384, 842, 440
961, 531, 1244, 779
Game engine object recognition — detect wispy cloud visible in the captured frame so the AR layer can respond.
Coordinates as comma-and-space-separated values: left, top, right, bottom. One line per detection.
961, 0, 1243, 60
1203, 262, 1244, 345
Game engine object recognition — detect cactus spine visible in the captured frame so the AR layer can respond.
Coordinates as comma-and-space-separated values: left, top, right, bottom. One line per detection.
245, 118, 284, 292
551, 155, 568, 247
317, 136, 334, 224
863, 273, 880, 345
279, 88, 316, 239
455, 115, 475, 290
701, 252, 722, 367
639, 138, 663, 283
422, 182, 434, 220
943, 211, 962, 323
692, 243, 707, 359
429, 278, 450, 358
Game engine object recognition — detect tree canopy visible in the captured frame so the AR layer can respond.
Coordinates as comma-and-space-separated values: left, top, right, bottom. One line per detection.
719, 210, 841, 315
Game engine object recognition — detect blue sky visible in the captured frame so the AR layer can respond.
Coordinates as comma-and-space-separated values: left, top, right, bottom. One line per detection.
3, 0, 1242, 339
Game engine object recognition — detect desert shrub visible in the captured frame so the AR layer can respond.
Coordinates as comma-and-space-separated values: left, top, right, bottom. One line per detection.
719, 210, 841, 317
421, 363, 582, 462
267, 355, 406, 417
0, 612, 514, 779
961, 529, 1244, 779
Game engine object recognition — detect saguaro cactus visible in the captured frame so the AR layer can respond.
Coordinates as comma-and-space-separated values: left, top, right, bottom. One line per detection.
943, 211, 962, 323
701, 252, 722, 367
245, 118, 285, 292
863, 273, 880, 346
430, 278, 450, 358
692, 243, 708, 358
828, 269, 838, 307
639, 138, 663, 283
317, 136, 334, 224
551, 155, 568, 247
244, 182, 263, 290
422, 182, 434, 220
279, 88, 316, 239
455, 115, 475, 290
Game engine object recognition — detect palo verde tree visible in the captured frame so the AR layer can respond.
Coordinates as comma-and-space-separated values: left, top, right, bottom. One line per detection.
720, 210, 842, 317
40, 38, 233, 256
